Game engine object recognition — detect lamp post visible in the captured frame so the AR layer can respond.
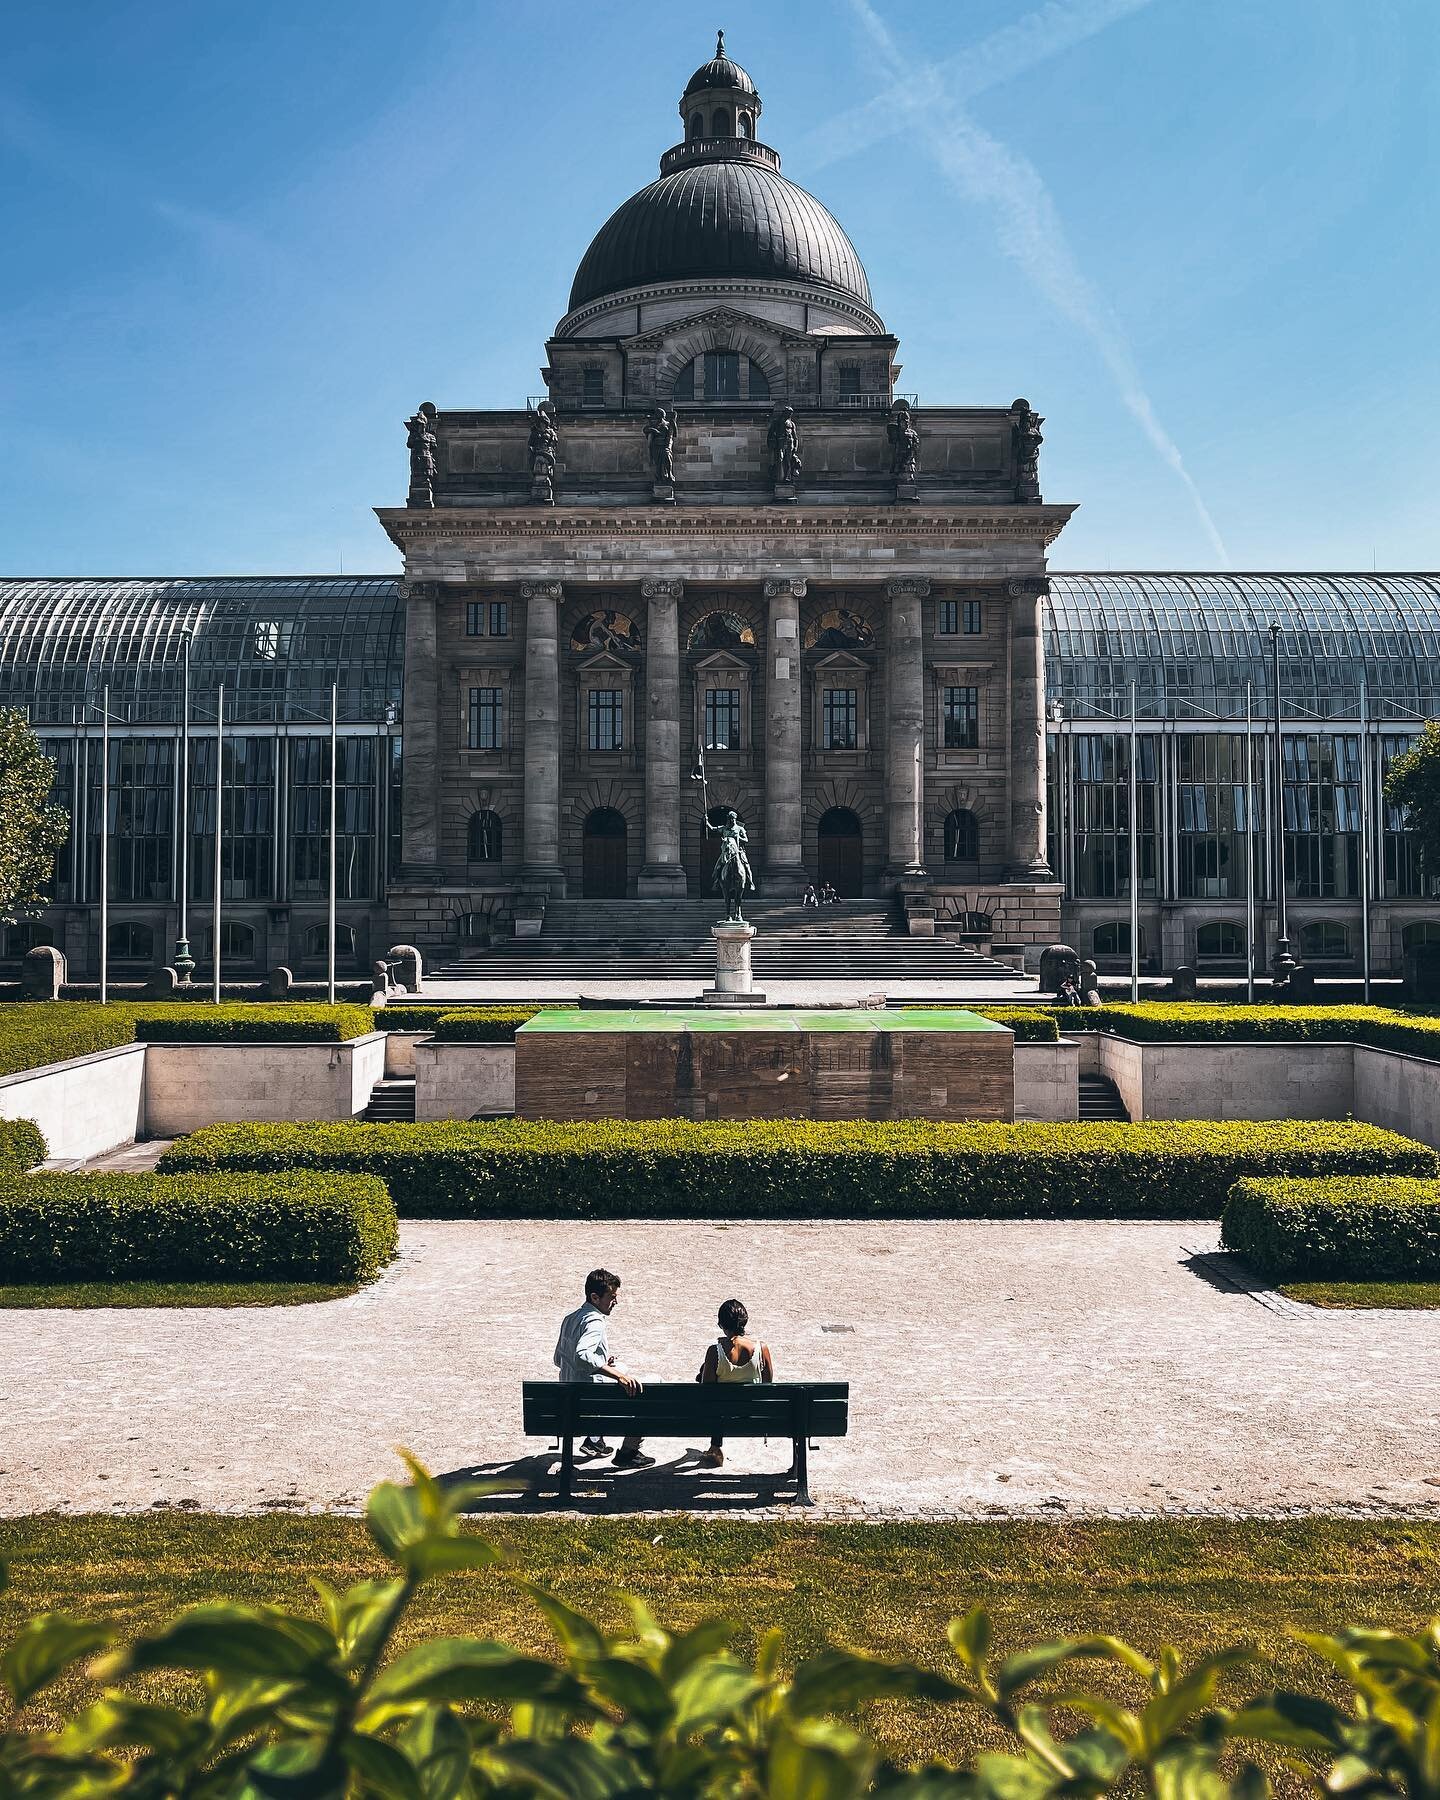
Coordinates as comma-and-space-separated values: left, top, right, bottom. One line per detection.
212, 684, 224, 1005
174, 632, 195, 982
1359, 675, 1372, 1003
1128, 680, 1140, 1003
1268, 623, 1296, 982
1244, 681, 1256, 1003
99, 685, 110, 1006
327, 682, 338, 1005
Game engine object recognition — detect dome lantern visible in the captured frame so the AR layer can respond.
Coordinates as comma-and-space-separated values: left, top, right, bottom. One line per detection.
678, 31, 762, 147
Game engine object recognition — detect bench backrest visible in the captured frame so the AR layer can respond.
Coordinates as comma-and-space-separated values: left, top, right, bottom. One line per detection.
523, 1381, 849, 1439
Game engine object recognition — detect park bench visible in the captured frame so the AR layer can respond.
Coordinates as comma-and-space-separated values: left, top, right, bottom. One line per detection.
522, 1381, 849, 1506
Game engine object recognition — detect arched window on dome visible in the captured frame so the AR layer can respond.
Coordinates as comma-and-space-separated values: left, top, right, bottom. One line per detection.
672, 353, 771, 404
689, 111, 704, 140
711, 106, 732, 136
737, 111, 753, 138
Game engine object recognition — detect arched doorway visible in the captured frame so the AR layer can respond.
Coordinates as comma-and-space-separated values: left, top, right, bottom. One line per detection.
582, 807, 628, 898
817, 807, 863, 897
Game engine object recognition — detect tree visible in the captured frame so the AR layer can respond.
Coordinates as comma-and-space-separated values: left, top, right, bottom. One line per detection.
0, 708, 68, 924
1383, 719, 1440, 883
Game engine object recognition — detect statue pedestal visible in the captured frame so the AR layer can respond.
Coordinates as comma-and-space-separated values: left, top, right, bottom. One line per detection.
652, 481, 675, 504
530, 475, 554, 505
772, 481, 797, 504
703, 921, 765, 1005
895, 479, 919, 503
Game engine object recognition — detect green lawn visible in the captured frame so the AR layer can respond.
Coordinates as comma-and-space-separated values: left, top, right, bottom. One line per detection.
1280, 1279, 1440, 1309
0, 1280, 360, 1309
3, 1516, 1439, 1765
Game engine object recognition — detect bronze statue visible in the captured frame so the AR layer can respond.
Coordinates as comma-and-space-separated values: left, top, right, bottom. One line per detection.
691, 748, 755, 922
645, 407, 678, 484
767, 403, 803, 487
1011, 398, 1044, 501
886, 400, 921, 481
405, 402, 438, 504
527, 404, 559, 480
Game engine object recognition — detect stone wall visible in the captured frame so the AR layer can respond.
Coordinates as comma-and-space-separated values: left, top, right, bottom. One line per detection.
0, 1043, 146, 1161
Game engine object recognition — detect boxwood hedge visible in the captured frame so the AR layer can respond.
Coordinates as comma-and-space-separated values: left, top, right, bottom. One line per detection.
1223, 1174, 1440, 1279
157, 1117, 1432, 1221
431, 1007, 543, 1042
0, 1170, 397, 1282
0, 1117, 47, 1171
1051, 1002, 1440, 1060
0, 1002, 137, 1077
968, 1007, 1059, 1041
132, 1003, 378, 1043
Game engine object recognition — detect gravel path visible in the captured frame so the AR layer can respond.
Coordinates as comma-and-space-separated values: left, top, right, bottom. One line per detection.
3, 1220, 1438, 1519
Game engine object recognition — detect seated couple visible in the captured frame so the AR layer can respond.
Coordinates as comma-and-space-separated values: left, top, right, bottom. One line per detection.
553, 1266, 775, 1470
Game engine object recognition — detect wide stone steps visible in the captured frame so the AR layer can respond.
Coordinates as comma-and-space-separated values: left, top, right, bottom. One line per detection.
1078, 1074, 1129, 1121
361, 1078, 417, 1122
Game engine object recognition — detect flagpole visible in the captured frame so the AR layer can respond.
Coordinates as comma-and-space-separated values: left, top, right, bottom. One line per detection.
99, 686, 110, 1006
212, 684, 224, 1005
1360, 675, 1372, 1003
1244, 682, 1256, 1003
327, 682, 338, 1006
1129, 680, 1140, 1003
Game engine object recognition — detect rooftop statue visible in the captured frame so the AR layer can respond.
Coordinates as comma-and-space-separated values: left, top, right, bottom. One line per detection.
645, 407, 678, 484
527, 404, 559, 479
404, 402, 438, 507
767, 403, 803, 487
886, 400, 921, 481
1011, 398, 1044, 502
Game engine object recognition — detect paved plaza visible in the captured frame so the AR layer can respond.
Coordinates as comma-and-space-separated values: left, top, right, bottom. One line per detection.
3, 1219, 1437, 1519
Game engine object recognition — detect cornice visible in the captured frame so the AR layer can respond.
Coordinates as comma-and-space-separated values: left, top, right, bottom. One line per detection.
375, 504, 1077, 552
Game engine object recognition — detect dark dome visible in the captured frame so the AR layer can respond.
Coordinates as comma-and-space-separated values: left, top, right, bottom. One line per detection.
684, 53, 756, 96
568, 159, 873, 312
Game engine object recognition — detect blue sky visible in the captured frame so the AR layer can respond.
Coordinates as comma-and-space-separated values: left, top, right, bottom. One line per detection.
1, 0, 1436, 575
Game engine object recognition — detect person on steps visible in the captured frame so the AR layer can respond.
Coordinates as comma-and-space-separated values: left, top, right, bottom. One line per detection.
553, 1267, 655, 1468
696, 1298, 774, 1469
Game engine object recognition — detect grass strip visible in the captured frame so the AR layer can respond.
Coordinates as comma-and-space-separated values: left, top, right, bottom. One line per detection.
1279, 1279, 1440, 1309
0, 1279, 361, 1309
3, 1516, 1440, 1765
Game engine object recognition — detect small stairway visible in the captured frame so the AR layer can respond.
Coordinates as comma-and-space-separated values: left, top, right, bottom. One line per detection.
1078, 1075, 1128, 1121
362, 1079, 417, 1123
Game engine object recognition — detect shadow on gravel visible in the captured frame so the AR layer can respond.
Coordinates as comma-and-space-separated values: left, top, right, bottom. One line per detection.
437, 1450, 809, 1513
1178, 1247, 1305, 1316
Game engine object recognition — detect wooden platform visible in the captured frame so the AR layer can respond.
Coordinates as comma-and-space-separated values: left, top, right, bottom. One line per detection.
513, 1008, 1015, 1121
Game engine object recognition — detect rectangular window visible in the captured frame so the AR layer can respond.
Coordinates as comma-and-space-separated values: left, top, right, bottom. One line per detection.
938, 599, 958, 635
288, 736, 376, 902
588, 690, 623, 751
468, 687, 503, 751
962, 599, 983, 634
838, 362, 861, 397
465, 601, 483, 636
704, 688, 741, 750
823, 688, 858, 750
943, 685, 980, 749
488, 600, 508, 637
703, 350, 740, 400
582, 367, 604, 406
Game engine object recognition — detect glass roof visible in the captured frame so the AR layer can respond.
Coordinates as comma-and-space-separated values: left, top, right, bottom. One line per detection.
1044, 573, 1440, 722
0, 578, 404, 727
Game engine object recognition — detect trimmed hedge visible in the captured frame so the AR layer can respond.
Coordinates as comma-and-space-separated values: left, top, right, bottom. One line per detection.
157, 1117, 1434, 1221
0, 1170, 397, 1282
0, 1117, 47, 1171
968, 1007, 1059, 1042
1051, 1002, 1440, 1060
1223, 1174, 1440, 1279
0, 1002, 136, 1077
131, 1003, 378, 1043
432, 1007, 542, 1042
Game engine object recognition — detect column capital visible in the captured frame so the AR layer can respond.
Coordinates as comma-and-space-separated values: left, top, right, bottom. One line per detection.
519, 580, 564, 603
763, 577, 808, 601
400, 579, 441, 604
1006, 577, 1050, 599
885, 577, 931, 600
640, 578, 684, 602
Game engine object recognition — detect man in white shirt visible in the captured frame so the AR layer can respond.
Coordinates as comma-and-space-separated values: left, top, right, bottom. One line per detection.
553, 1267, 654, 1467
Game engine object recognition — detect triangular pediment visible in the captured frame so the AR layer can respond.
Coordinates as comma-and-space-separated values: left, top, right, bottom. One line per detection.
625, 304, 815, 352
691, 648, 753, 674
575, 646, 634, 674
811, 648, 870, 672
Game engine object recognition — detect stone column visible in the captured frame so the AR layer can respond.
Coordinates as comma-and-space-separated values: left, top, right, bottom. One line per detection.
762, 577, 807, 896
885, 577, 929, 878
518, 581, 567, 895
398, 580, 442, 875
638, 578, 687, 898
1007, 577, 1054, 879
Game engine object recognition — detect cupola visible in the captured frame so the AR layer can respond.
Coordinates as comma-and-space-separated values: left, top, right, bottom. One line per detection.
679, 31, 761, 146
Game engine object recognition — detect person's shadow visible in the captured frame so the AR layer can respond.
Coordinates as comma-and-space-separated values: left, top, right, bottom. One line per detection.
437, 1447, 805, 1513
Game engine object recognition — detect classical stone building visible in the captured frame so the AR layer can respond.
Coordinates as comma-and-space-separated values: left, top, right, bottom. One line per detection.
379, 41, 1069, 950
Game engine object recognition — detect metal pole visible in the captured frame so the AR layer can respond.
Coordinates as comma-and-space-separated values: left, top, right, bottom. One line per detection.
1268, 623, 1293, 978
99, 687, 109, 1006
1244, 682, 1256, 1003
1360, 675, 1372, 1003
327, 683, 338, 1005
175, 634, 193, 981
212, 684, 224, 1005
1129, 681, 1140, 1003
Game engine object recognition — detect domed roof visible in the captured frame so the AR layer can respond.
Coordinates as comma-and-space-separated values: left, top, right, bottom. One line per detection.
684, 52, 756, 96
568, 158, 873, 312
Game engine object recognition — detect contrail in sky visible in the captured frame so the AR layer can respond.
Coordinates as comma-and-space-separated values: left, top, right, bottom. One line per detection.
841, 0, 1230, 565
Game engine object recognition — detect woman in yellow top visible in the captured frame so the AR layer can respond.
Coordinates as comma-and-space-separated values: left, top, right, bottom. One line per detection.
696, 1298, 774, 1469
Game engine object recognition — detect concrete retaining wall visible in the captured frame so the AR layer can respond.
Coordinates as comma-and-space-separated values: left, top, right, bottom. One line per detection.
0, 1043, 147, 1161
143, 1034, 386, 1137
1354, 1045, 1440, 1149
1097, 1036, 1356, 1122
1013, 1039, 1080, 1121
383, 1032, 432, 1078
414, 1040, 516, 1121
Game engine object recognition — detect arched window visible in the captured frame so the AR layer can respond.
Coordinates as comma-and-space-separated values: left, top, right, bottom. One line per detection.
302, 922, 357, 960
944, 809, 979, 861
711, 107, 731, 136
3, 921, 52, 958
687, 612, 756, 651
210, 921, 256, 963
1196, 922, 1245, 959
1403, 921, 1440, 950
1093, 921, 1147, 957
689, 110, 704, 139
737, 110, 753, 138
672, 353, 770, 403
468, 810, 503, 862
1300, 921, 1350, 959
107, 921, 154, 961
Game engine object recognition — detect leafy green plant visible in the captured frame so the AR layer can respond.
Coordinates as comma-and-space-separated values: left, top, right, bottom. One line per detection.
1050, 1002, 1440, 1062
157, 1117, 1434, 1221
0, 708, 69, 927
431, 1008, 543, 1043
6, 1459, 1440, 1796
1383, 719, 1440, 881
0, 1117, 45, 1171
0, 1170, 397, 1282
1223, 1174, 1440, 1279
0, 1002, 138, 1078
968, 1007, 1060, 1041
132, 1003, 378, 1043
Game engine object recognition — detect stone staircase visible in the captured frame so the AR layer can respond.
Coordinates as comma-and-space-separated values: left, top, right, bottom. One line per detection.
1078, 1074, 1129, 1121
361, 1078, 417, 1122
433, 900, 1018, 983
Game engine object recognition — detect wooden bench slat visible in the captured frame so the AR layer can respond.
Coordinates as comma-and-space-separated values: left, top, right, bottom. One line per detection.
522, 1381, 849, 1441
